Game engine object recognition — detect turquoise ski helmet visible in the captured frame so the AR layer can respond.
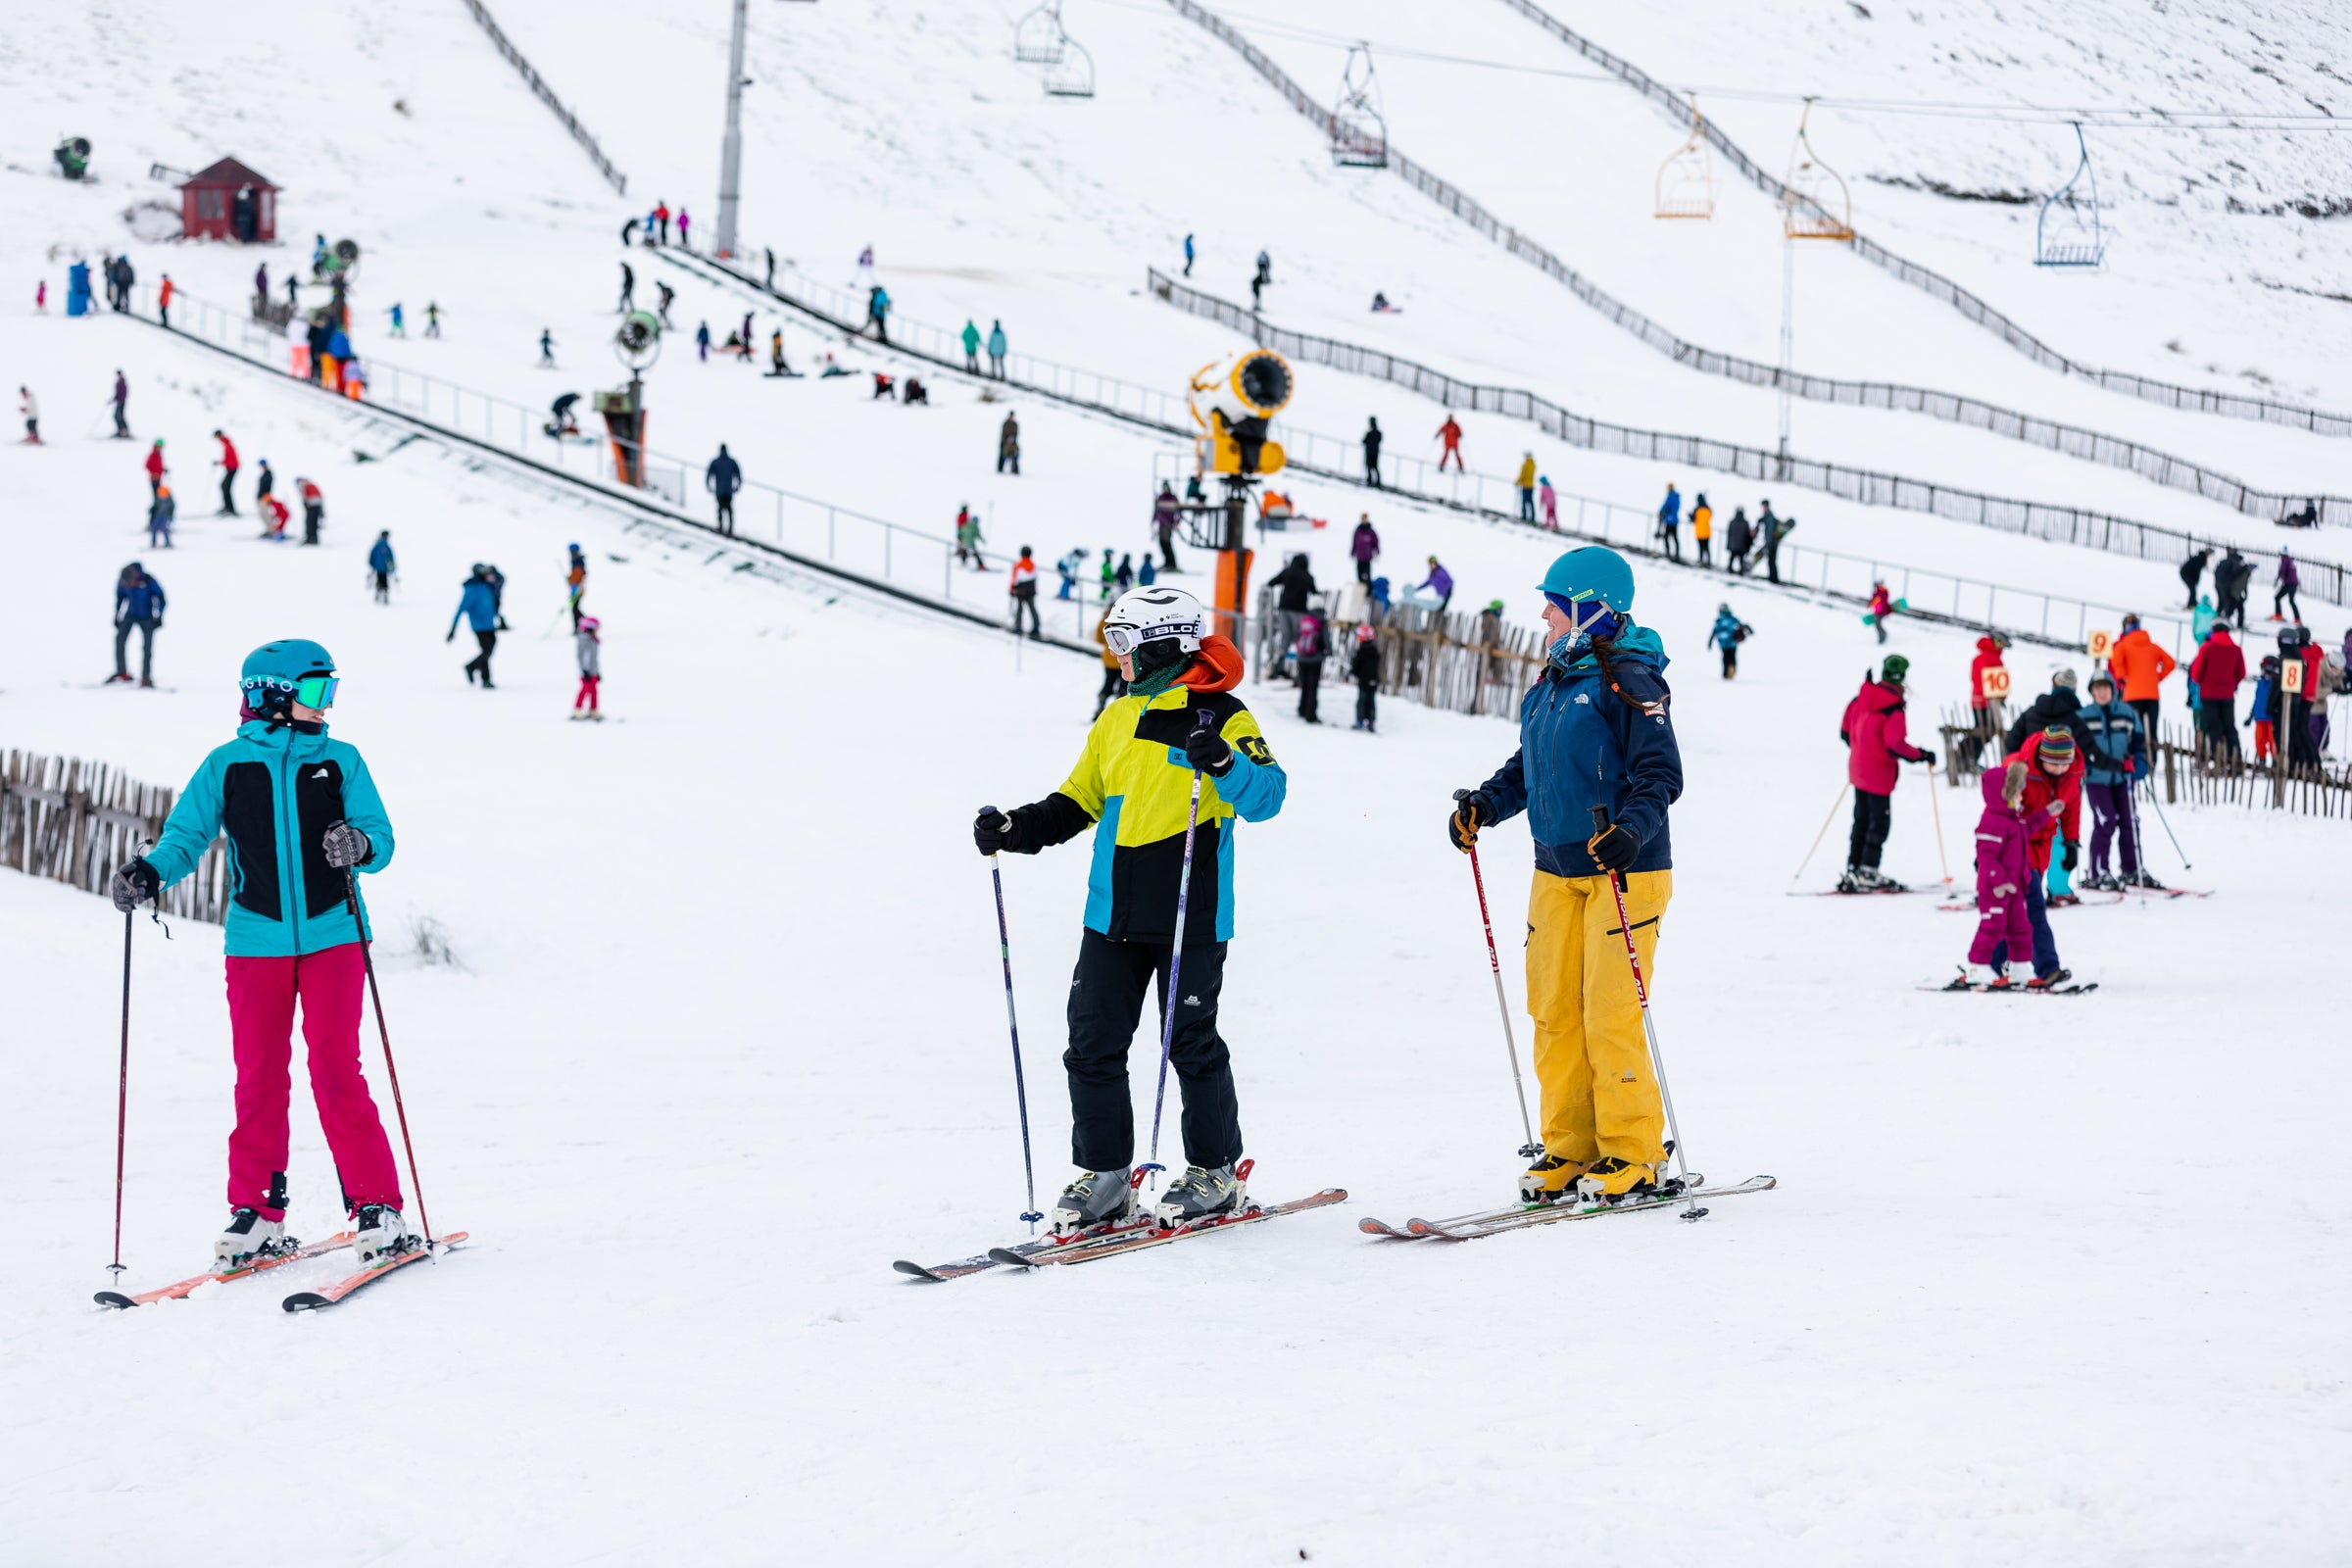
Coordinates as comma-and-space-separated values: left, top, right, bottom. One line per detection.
239, 639, 335, 717
1539, 546, 1635, 615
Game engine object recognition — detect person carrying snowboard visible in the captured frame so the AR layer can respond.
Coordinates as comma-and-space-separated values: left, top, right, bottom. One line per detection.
109, 640, 411, 1270
1838, 654, 1935, 892
1707, 603, 1750, 678
1446, 547, 1684, 1203
974, 586, 1287, 1234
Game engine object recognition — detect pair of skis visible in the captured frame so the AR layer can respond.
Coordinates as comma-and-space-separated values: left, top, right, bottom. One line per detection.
96, 1230, 467, 1313
1358, 1174, 1778, 1243
895, 1184, 1348, 1282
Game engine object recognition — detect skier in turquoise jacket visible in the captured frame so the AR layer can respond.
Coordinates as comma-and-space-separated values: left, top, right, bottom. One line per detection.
111, 639, 413, 1273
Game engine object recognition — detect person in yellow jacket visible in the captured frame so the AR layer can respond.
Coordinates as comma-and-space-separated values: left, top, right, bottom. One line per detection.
1448, 547, 1686, 1202
978, 586, 1288, 1233
1691, 493, 1714, 568
1515, 451, 1539, 523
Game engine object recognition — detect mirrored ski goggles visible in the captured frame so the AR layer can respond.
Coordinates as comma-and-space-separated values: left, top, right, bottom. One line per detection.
1102, 621, 1200, 657
294, 674, 339, 710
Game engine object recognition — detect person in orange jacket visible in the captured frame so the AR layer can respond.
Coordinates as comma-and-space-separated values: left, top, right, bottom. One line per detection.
2104, 612, 2178, 738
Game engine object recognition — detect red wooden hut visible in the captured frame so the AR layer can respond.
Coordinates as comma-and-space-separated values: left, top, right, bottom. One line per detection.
178, 158, 278, 243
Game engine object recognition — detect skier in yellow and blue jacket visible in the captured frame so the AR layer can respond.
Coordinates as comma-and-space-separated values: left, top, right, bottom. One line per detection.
976, 586, 1285, 1236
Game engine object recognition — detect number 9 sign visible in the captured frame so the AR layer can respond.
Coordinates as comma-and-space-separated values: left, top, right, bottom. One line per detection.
2086, 629, 2114, 661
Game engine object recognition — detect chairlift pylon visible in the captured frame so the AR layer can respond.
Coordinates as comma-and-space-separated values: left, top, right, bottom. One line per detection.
1042, 32, 1095, 99
1653, 98, 1715, 220
1330, 43, 1388, 170
1013, 0, 1066, 66
1782, 98, 1853, 242
2034, 122, 2107, 269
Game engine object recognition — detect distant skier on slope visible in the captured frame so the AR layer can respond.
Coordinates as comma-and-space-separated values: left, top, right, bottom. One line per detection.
1435, 412, 1463, 473
109, 639, 414, 1271
1838, 654, 1934, 893
573, 615, 603, 720
368, 531, 396, 605
1707, 603, 1750, 679
449, 564, 502, 687
1446, 547, 1684, 1202
973, 586, 1286, 1235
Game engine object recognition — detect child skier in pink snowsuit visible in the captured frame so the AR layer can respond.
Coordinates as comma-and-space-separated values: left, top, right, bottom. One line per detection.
1958, 761, 2044, 989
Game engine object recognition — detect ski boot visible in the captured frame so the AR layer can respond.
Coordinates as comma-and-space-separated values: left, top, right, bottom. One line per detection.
1864, 868, 1907, 893
1835, 865, 1868, 894
1942, 965, 1998, 992
1518, 1151, 1590, 1201
1575, 1156, 1668, 1203
2127, 870, 2166, 891
215, 1207, 295, 1271
2024, 967, 2073, 993
352, 1203, 414, 1268
1050, 1167, 1136, 1238
1154, 1160, 1250, 1229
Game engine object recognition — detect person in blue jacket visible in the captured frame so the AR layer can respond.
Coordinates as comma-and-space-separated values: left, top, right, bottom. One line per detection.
448, 563, 502, 687
111, 563, 167, 686
2077, 672, 2155, 890
1448, 547, 1685, 1205
1706, 602, 1751, 679
368, 530, 396, 606
110, 639, 412, 1270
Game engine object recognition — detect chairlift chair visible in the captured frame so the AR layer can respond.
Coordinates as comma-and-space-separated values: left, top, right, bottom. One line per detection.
2034, 122, 2107, 269
1782, 99, 1853, 242
1330, 43, 1389, 169
1012, 1, 1066, 66
1653, 100, 1715, 220
1042, 32, 1095, 98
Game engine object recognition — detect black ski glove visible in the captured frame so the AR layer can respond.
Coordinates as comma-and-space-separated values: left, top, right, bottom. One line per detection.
445, 629, 456, 643
2061, 839, 2080, 872
1183, 719, 1233, 777
1448, 789, 1493, 853
111, 857, 159, 913
1587, 820, 1642, 873
321, 820, 371, 869
1915, 747, 1937, 767
973, 806, 1021, 858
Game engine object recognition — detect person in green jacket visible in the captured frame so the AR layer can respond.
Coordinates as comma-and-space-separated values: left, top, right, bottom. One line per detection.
111, 639, 413, 1272
960, 319, 982, 373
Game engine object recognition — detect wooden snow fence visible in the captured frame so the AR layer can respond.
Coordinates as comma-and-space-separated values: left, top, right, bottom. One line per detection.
1933, 707, 2352, 821
0, 751, 226, 921
1307, 603, 1549, 719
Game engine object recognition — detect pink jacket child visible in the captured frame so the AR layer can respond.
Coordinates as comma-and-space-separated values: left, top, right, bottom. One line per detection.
1964, 762, 2050, 987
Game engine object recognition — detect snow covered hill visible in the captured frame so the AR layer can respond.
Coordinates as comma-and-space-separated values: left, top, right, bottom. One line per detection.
2, 4, 2349, 1563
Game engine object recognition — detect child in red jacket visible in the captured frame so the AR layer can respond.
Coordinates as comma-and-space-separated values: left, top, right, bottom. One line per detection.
1996, 727, 2085, 988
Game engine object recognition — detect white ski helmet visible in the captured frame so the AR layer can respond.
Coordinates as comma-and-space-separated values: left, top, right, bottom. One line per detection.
1101, 585, 1207, 657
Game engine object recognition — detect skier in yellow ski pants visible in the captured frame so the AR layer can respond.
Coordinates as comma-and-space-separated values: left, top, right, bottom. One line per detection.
1449, 546, 1684, 1202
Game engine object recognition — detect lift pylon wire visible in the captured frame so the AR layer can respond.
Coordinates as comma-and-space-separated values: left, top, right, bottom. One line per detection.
2034, 122, 2108, 269
1653, 100, 1715, 220
1782, 98, 1854, 242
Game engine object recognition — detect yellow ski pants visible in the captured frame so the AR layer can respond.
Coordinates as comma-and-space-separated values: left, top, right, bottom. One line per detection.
1526, 868, 1671, 1165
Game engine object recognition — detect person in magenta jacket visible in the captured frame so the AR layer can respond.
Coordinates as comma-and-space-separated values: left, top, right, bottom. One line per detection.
1994, 727, 2084, 986
1838, 654, 1934, 892
1952, 760, 2053, 990
2188, 624, 2245, 759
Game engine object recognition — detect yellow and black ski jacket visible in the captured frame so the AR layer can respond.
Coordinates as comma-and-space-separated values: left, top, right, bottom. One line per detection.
1006, 684, 1284, 944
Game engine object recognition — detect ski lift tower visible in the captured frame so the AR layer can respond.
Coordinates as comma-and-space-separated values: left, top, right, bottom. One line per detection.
1184, 350, 1294, 642
713, 0, 817, 264
2034, 122, 2108, 268
1331, 45, 1388, 169
1776, 99, 1853, 467
1653, 99, 1714, 220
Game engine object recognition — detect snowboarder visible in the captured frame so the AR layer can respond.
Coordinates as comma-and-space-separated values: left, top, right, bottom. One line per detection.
296, 476, 324, 546
1008, 547, 1041, 638
960, 319, 981, 372
2273, 549, 2303, 624
1656, 484, 1682, 562
1996, 727, 2083, 988
1349, 513, 1380, 586
111, 370, 130, 439
1838, 654, 1935, 892
1691, 494, 1714, 566
110, 564, 165, 686
1756, 502, 1788, 583
565, 543, 589, 626
1516, 453, 1538, 523
108, 639, 413, 1271
998, 412, 1020, 475
2188, 623, 2245, 761
706, 443, 741, 536
1153, 483, 1183, 572
1294, 611, 1326, 723
144, 438, 167, 499
1951, 760, 2044, 991
386, 302, 405, 338
1706, 604, 1750, 678
1867, 582, 1895, 645
147, 485, 175, 549
2180, 547, 2211, 612
973, 585, 1287, 1234
572, 615, 603, 719
1349, 623, 1381, 731
368, 531, 396, 605
17, 385, 38, 444
2214, 547, 2251, 629
212, 429, 240, 515
768, 329, 793, 377
987, 318, 1007, 378
1362, 416, 1383, 488
539, 329, 555, 368
1435, 412, 1463, 473
2076, 673, 2152, 890
1446, 546, 1683, 1202
448, 564, 502, 687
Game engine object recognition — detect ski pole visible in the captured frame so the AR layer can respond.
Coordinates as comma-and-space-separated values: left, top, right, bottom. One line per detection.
1142, 710, 1217, 1187
2137, 772, 2190, 870
1791, 782, 1849, 881
1923, 760, 1951, 885
341, 870, 434, 1248
1590, 806, 1696, 1202
109, 903, 133, 1283
981, 825, 1044, 1230
1452, 790, 1540, 1159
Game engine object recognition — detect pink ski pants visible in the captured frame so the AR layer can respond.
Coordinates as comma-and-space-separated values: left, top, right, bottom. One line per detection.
223, 943, 402, 1218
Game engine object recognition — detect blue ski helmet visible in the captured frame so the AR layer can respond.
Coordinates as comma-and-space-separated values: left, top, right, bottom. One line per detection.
239, 639, 335, 718
1539, 546, 1635, 615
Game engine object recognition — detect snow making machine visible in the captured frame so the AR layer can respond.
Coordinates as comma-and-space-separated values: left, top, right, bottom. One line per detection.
1180, 349, 1294, 642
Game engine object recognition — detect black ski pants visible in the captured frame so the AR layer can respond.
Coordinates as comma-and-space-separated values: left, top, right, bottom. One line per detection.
1297, 657, 1322, 721
466, 628, 497, 686
714, 493, 735, 535
114, 618, 156, 682
1848, 787, 1891, 869
1009, 589, 1040, 637
220, 469, 238, 515
302, 503, 322, 545
1064, 927, 1241, 1171
2128, 698, 2163, 744
1355, 679, 1377, 728
2198, 698, 2240, 759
